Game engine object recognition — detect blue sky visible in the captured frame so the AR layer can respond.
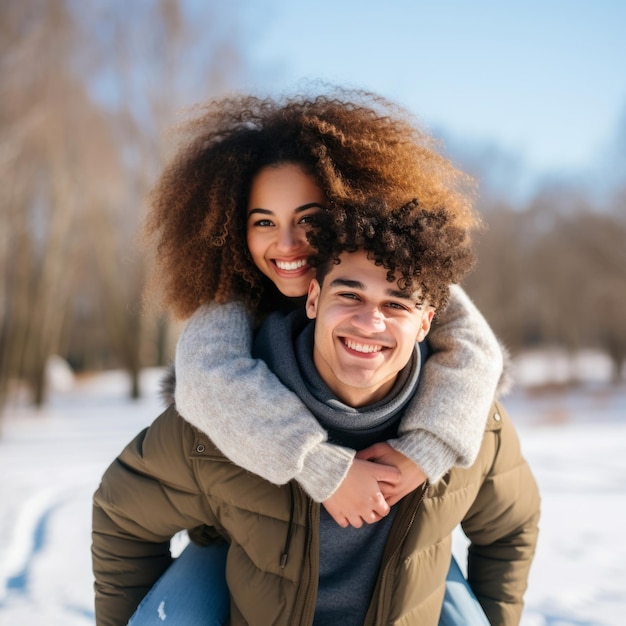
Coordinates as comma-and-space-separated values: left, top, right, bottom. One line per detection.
239, 0, 626, 182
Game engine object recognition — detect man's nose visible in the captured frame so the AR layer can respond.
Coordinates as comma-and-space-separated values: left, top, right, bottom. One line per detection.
351, 306, 386, 332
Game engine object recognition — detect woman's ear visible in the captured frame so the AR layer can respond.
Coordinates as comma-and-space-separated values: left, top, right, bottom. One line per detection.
306, 279, 321, 319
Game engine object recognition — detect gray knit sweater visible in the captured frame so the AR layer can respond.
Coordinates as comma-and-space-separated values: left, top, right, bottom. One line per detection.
174, 285, 503, 502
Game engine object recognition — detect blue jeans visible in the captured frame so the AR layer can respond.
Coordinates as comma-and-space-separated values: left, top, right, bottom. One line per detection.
129, 542, 489, 625
440, 556, 490, 626
128, 542, 229, 626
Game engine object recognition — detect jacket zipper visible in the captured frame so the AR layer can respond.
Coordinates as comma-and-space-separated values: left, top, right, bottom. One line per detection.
280, 482, 297, 568
292, 490, 318, 625
370, 482, 430, 625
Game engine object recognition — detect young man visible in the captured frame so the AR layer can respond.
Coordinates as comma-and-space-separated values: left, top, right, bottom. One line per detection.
92, 201, 540, 626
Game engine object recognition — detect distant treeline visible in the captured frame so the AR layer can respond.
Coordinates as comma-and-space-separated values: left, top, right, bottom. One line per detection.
0, 1, 624, 414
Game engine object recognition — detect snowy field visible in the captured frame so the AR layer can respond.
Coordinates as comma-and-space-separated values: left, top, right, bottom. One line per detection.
0, 354, 625, 626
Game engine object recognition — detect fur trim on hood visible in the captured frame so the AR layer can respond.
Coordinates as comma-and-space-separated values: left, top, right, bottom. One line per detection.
160, 364, 177, 407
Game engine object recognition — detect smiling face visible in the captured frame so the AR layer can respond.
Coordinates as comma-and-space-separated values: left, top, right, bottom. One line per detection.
305, 250, 434, 407
246, 163, 326, 298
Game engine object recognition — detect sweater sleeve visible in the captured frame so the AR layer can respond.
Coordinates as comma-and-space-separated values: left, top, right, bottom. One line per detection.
388, 285, 503, 483
174, 301, 354, 503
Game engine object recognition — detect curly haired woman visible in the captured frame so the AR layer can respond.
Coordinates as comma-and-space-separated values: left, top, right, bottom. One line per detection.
144, 88, 502, 528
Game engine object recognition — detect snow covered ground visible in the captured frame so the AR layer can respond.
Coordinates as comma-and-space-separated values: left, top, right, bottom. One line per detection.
0, 358, 625, 625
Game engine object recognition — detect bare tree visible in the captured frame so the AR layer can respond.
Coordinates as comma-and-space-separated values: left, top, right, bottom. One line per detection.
562, 210, 626, 382
467, 180, 626, 385
0, 0, 92, 408
75, 0, 250, 398
0, 0, 252, 416
464, 203, 532, 352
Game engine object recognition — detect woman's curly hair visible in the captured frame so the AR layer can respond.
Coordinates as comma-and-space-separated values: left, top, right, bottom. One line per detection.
143, 86, 480, 319
309, 198, 476, 313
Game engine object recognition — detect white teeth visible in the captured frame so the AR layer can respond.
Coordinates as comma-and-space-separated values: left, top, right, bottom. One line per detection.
275, 259, 307, 271
345, 339, 383, 354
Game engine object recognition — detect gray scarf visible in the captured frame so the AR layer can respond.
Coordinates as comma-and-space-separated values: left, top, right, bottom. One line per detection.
253, 310, 422, 450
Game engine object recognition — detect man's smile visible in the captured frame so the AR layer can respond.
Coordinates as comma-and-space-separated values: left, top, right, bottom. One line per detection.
342, 337, 387, 355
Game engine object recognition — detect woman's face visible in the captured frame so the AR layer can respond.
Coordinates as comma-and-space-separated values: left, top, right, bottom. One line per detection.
247, 163, 326, 297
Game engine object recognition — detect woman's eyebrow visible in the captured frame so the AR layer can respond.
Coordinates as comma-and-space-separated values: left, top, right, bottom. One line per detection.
295, 202, 325, 213
248, 202, 325, 217
247, 207, 273, 216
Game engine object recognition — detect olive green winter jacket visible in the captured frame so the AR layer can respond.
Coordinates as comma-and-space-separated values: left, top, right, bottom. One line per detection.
92, 400, 539, 626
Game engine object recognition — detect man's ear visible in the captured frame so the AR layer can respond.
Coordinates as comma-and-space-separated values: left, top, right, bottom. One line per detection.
306, 279, 321, 319
415, 308, 435, 342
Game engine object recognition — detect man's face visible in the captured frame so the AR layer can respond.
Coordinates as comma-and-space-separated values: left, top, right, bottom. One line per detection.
306, 250, 434, 408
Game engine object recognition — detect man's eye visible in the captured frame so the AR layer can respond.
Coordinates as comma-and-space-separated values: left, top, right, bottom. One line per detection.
339, 292, 359, 301
389, 301, 421, 312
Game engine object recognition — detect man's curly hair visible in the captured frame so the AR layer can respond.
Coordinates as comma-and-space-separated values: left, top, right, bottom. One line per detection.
309, 199, 475, 312
143, 86, 480, 319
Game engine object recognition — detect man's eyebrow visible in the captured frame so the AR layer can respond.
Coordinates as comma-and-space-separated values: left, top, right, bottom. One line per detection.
329, 278, 365, 290
331, 278, 416, 302
247, 202, 325, 217
387, 288, 415, 301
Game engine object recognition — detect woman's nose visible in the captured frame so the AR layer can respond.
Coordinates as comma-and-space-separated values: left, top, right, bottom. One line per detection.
275, 227, 300, 251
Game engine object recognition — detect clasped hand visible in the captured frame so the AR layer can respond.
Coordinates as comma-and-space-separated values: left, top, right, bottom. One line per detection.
322, 443, 426, 528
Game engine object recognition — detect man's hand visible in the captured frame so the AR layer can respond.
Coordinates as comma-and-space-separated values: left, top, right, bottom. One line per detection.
356, 442, 427, 507
322, 458, 400, 528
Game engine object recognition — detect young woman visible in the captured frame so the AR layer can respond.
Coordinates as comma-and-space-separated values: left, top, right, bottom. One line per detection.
136, 88, 501, 623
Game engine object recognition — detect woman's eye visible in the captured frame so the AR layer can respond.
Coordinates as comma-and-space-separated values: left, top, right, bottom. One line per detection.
298, 214, 318, 226
252, 219, 274, 227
